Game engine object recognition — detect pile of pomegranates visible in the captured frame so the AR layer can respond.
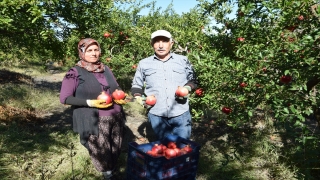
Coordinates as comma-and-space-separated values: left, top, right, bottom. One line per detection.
146, 141, 193, 159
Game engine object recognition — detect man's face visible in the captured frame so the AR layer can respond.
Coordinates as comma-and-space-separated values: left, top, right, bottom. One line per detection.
151, 36, 173, 60
84, 44, 100, 63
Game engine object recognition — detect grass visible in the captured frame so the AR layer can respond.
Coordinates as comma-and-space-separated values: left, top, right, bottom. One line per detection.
194, 117, 299, 180
0, 66, 319, 179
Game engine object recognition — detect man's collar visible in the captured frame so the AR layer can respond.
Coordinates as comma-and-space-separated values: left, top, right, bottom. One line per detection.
153, 52, 173, 61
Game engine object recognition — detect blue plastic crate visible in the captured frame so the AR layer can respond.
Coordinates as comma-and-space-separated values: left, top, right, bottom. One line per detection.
126, 135, 201, 180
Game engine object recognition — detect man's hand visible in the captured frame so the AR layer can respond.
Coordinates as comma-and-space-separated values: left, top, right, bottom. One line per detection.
134, 95, 146, 107
183, 86, 191, 98
86, 99, 113, 108
176, 86, 191, 99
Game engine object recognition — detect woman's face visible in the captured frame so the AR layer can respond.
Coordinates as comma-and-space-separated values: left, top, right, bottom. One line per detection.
84, 44, 100, 63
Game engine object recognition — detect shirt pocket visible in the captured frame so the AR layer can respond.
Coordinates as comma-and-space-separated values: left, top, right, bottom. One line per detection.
144, 69, 160, 86
172, 68, 186, 83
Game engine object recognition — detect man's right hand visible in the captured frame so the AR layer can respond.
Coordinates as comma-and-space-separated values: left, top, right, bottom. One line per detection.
134, 95, 146, 107
86, 99, 113, 108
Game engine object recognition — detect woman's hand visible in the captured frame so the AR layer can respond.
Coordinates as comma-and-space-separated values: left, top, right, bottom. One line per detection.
114, 93, 129, 105
86, 99, 113, 108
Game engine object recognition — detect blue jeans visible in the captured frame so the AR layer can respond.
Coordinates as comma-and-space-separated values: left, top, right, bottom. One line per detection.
147, 111, 192, 140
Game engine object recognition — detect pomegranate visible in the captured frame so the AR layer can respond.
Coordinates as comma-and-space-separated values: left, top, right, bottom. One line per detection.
180, 149, 188, 155
182, 144, 193, 153
151, 144, 163, 154
145, 95, 157, 106
222, 106, 232, 114
280, 75, 292, 84
159, 144, 167, 151
112, 89, 126, 100
175, 86, 189, 97
164, 148, 177, 159
195, 88, 203, 96
239, 82, 247, 87
97, 91, 112, 104
167, 141, 177, 149
146, 150, 157, 157
173, 148, 181, 156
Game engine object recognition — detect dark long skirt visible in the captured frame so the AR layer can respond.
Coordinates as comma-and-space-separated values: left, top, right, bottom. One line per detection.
87, 113, 125, 172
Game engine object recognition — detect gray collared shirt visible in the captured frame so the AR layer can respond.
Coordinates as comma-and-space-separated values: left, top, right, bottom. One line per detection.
131, 53, 196, 117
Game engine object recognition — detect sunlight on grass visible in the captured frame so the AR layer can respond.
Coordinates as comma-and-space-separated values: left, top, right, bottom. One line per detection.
1, 66, 47, 77
0, 83, 60, 112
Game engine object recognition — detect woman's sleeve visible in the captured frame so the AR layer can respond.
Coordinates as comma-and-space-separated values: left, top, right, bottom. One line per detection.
59, 68, 86, 106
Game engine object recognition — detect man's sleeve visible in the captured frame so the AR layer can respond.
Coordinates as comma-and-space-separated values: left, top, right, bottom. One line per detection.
130, 63, 144, 96
184, 58, 199, 91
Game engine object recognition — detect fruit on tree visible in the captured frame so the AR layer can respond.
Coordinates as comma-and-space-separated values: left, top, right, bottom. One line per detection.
145, 95, 157, 106
280, 75, 292, 84
132, 64, 137, 69
238, 11, 244, 17
112, 89, 126, 100
97, 91, 112, 104
298, 15, 304, 21
286, 25, 297, 32
222, 107, 232, 114
195, 88, 203, 96
103, 32, 110, 38
239, 82, 247, 87
175, 86, 189, 97
237, 37, 245, 42
262, 67, 267, 72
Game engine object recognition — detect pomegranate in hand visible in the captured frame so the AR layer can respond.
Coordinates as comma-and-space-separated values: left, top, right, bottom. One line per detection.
145, 95, 157, 106
97, 91, 113, 104
112, 89, 126, 100
175, 86, 189, 97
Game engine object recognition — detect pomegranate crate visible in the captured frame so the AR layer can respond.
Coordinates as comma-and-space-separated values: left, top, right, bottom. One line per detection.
126, 135, 201, 180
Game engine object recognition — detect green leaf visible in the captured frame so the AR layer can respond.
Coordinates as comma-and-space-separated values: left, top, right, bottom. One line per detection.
289, 105, 296, 113
284, 70, 290, 75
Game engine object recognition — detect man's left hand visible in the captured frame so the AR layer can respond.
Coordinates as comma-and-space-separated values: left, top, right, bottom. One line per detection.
176, 86, 191, 99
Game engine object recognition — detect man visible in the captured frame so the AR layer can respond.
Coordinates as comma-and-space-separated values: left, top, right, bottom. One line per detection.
131, 30, 198, 140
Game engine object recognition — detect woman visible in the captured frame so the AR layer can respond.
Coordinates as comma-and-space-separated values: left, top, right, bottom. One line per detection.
59, 38, 126, 179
